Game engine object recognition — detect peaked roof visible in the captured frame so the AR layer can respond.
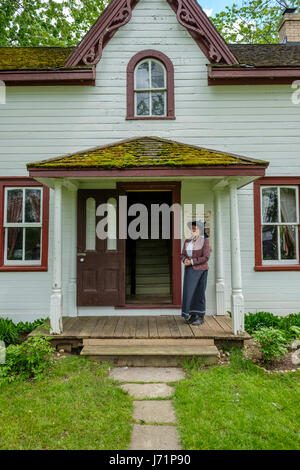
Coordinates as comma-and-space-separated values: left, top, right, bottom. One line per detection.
27, 136, 268, 169
65, 0, 238, 67
2, 2, 300, 85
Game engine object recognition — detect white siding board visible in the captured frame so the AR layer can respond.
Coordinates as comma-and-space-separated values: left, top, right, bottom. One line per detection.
0, 0, 299, 319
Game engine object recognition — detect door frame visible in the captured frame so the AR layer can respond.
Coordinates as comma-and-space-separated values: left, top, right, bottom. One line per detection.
117, 181, 182, 306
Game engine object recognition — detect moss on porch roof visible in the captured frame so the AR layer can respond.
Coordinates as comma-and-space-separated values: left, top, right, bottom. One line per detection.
0, 47, 80, 70
27, 137, 268, 170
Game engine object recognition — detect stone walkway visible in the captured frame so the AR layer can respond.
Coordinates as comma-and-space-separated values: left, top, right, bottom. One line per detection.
109, 366, 185, 450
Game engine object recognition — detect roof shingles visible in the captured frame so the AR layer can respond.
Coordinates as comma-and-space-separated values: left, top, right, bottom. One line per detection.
228, 44, 300, 67
0, 47, 82, 70
27, 137, 268, 169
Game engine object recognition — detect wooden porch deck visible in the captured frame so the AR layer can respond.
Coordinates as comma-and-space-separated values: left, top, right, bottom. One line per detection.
30, 315, 250, 350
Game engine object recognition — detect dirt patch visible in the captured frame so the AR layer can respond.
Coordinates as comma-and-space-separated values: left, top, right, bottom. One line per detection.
243, 339, 299, 372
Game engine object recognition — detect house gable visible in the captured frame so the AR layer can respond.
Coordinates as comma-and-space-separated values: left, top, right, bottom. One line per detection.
65, 0, 237, 67
1, 1, 300, 85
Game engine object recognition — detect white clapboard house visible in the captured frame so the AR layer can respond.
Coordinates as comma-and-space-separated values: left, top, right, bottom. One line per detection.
1, 0, 300, 349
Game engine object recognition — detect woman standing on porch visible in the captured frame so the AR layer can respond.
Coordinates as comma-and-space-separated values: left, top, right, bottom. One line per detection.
181, 221, 211, 326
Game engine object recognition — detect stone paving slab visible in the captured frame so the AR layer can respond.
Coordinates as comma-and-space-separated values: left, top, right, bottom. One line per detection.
121, 383, 174, 398
128, 424, 181, 450
110, 367, 185, 383
133, 400, 177, 423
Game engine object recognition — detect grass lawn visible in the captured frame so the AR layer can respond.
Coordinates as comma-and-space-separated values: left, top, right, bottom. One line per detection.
174, 353, 300, 450
0, 356, 133, 450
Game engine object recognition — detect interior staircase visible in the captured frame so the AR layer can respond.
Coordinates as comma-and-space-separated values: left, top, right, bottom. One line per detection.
126, 239, 172, 303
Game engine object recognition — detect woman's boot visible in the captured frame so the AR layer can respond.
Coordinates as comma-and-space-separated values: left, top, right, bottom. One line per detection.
191, 314, 205, 326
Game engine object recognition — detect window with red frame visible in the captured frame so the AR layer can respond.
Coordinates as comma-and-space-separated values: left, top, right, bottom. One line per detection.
126, 50, 175, 120
0, 179, 49, 271
254, 178, 300, 270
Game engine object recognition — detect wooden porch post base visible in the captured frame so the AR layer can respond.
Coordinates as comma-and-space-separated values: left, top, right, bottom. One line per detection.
50, 290, 63, 334
231, 289, 245, 336
216, 280, 226, 316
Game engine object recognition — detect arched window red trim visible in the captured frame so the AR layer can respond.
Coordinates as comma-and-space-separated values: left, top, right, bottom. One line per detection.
126, 50, 175, 120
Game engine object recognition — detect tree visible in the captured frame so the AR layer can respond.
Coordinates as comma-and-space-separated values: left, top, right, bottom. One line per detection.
211, 0, 300, 44
0, 0, 108, 46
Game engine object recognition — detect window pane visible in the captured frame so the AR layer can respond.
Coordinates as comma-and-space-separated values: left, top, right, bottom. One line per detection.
86, 197, 96, 250
25, 227, 41, 260
262, 187, 278, 223
151, 60, 165, 88
6, 189, 23, 223
136, 92, 150, 116
107, 197, 117, 250
280, 187, 297, 223
151, 91, 165, 116
136, 61, 149, 89
25, 189, 41, 223
262, 225, 278, 261
7, 227, 23, 260
280, 225, 297, 260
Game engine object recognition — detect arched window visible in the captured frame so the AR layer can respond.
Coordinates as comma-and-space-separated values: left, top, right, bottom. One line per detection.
134, 59, 166, 117
127, 50, 175, 120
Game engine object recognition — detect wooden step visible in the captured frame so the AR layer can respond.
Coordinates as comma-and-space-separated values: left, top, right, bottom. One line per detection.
136, 265, 170, 274
125, 295, 172, 304
135, 247, 169, 256
136, 240, 170, 248
126, 276, 171, 287
80, 339, 219, 366
135, 284, 171, 295
83, 338, 215, 346
136, 256, 169, 265
136, 274, 170, 285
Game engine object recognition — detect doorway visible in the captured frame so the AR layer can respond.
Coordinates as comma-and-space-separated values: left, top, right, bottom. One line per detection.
126, 191, 173, 304
77, 182, 182, 308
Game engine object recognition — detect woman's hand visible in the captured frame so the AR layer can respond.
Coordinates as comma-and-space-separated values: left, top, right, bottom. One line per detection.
184, 259, 192, 266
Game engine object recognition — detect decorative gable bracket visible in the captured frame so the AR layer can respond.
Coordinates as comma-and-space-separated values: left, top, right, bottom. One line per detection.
66, 0, 237, 68
168, 0, 237, 64
66, 0, 137, 67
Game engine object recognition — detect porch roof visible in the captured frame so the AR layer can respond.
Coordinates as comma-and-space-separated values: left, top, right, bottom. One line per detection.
27, 136, 269, 171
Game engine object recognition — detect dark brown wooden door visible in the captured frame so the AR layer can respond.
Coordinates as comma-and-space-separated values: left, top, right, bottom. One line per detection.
77, 190, 125, 307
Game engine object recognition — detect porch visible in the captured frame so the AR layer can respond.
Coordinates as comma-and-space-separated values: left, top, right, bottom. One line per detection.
26, 136, 269, 338
30, 314, 250, 365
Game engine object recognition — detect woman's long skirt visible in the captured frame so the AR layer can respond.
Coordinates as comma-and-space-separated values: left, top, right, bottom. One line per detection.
181, 266, 208, 319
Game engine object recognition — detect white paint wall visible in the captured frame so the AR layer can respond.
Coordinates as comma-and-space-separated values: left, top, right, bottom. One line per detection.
0, 0, 300, 320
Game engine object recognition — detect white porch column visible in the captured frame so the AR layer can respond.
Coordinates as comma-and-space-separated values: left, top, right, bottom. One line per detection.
66, 184, 78, 317
50, 180, 63, 334
213, 188, 225, 315
229, 180, 245, 335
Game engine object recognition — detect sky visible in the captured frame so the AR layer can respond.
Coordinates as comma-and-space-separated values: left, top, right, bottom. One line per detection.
200, 0, 245, 16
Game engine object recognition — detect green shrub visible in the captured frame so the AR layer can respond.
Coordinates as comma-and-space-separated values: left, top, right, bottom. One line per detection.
0, 317, 47, 346
245, 312, 280, 335
0, 335, 54, 383
278, 313, 300, 341
289, 326, 300, 340
253, 327, 287, 362
242, 311, 300, 343
0, 318, 19, 345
